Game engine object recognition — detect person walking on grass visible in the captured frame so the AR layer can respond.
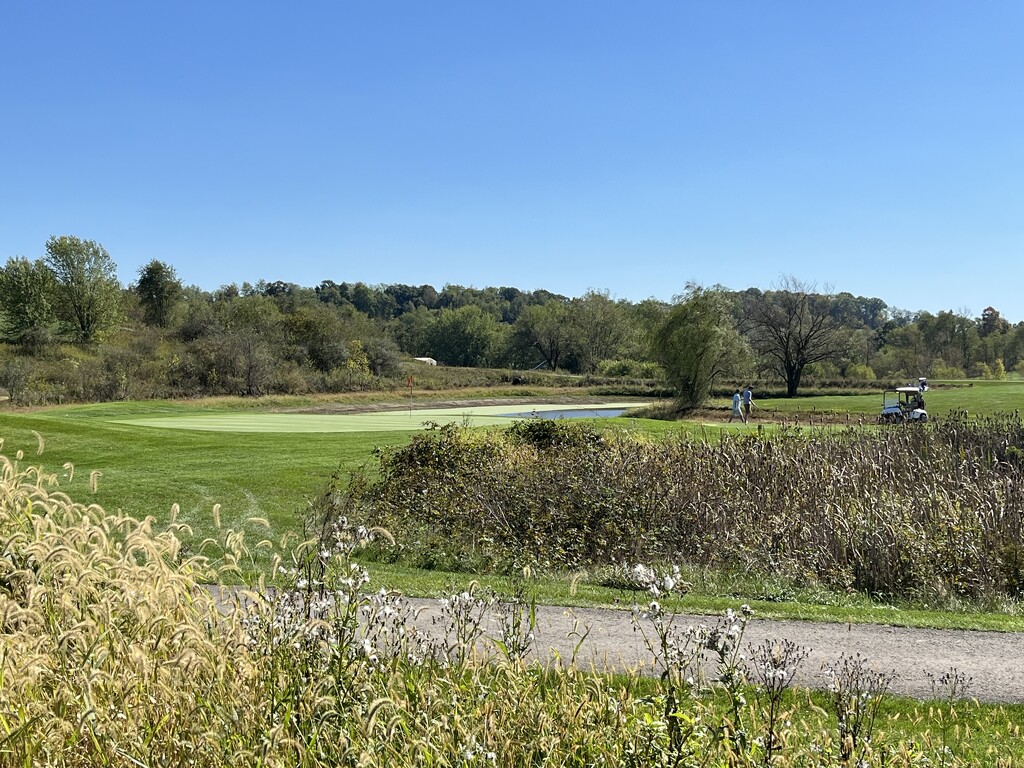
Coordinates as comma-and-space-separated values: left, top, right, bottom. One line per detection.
742, 385, 755, 422
729, 389, 744, 423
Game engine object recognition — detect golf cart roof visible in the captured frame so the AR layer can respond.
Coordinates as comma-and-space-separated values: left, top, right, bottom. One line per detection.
894, 386, 923, 394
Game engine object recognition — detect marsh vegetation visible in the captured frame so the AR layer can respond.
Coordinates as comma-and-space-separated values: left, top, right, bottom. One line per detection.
339, 414, 1024, 608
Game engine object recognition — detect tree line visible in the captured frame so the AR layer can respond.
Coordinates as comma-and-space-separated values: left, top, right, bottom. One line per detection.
1, 235, 1021, 405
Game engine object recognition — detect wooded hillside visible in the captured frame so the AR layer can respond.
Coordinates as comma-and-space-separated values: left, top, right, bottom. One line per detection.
2, 237, 1020, 404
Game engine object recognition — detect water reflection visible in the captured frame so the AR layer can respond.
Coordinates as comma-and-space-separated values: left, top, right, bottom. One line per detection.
499, 408, 629, 420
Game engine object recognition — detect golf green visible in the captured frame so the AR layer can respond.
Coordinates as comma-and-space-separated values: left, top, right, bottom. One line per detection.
108, 403, 645, 433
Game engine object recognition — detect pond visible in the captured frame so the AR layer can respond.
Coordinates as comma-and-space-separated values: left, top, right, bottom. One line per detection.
499, 407, 630, 420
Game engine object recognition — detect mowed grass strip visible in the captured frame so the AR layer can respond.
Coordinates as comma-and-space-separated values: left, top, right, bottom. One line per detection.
741, 380, 1024, 419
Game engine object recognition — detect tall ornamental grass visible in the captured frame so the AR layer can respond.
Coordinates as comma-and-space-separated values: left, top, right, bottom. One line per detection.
352, 415, 1024, 601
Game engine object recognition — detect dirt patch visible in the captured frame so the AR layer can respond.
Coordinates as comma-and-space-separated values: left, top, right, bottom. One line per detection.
650, 406, 867, 427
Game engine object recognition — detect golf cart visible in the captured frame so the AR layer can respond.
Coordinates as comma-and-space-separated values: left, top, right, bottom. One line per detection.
879, 378, 929, 424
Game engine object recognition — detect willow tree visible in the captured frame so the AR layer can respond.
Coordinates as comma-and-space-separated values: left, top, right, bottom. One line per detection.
653, 284, 748, 408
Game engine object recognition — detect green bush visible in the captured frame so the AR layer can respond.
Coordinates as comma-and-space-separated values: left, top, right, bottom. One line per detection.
597, 358, 661, 379
845, 363, 876, 381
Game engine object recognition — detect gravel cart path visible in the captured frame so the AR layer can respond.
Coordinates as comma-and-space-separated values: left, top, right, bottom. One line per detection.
406, 599, 1024, 703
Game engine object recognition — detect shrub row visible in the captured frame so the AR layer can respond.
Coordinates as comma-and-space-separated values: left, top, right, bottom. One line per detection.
351, 415, 1024, 601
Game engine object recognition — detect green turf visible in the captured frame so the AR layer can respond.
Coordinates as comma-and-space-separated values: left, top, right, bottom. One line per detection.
0, 411, 403, 543
731, 379, 1024, 419
106, 402, 646, 432
7, 383, 1024, 535
0, 401, 649, 545
357, 561, 1024, 631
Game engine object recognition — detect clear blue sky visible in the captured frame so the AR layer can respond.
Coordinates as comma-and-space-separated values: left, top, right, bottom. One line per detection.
2, 3, 1022, 320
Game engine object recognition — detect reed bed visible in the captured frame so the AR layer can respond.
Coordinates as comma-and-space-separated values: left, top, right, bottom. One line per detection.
354, 414, 1024, 603
0, 437, 1020, 766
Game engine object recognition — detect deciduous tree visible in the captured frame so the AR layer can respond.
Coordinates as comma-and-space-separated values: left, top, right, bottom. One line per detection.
565, 290, 630, 373
0, 257, 58, 349
918, 310, 979, 372
426, 305, 499, 367
44, 235, 121, 343
513, 301, 571, 371
653, 284, 748, 408
283, 303, 350, 372
979, 306, 1010, 338
746, 277, 846, 397
220, 295, 283, 396
134, 259, 182, 327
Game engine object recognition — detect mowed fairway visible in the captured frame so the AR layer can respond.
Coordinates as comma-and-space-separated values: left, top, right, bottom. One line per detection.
724, 379, 1024, 420
107, 403, 644, 433
0, 400, 651, 567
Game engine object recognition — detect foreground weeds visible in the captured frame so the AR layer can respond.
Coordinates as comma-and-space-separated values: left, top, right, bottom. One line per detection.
0, 440, 1020, 766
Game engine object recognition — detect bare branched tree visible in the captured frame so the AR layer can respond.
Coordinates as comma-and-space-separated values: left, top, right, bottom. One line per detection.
746, 276, 847, 397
